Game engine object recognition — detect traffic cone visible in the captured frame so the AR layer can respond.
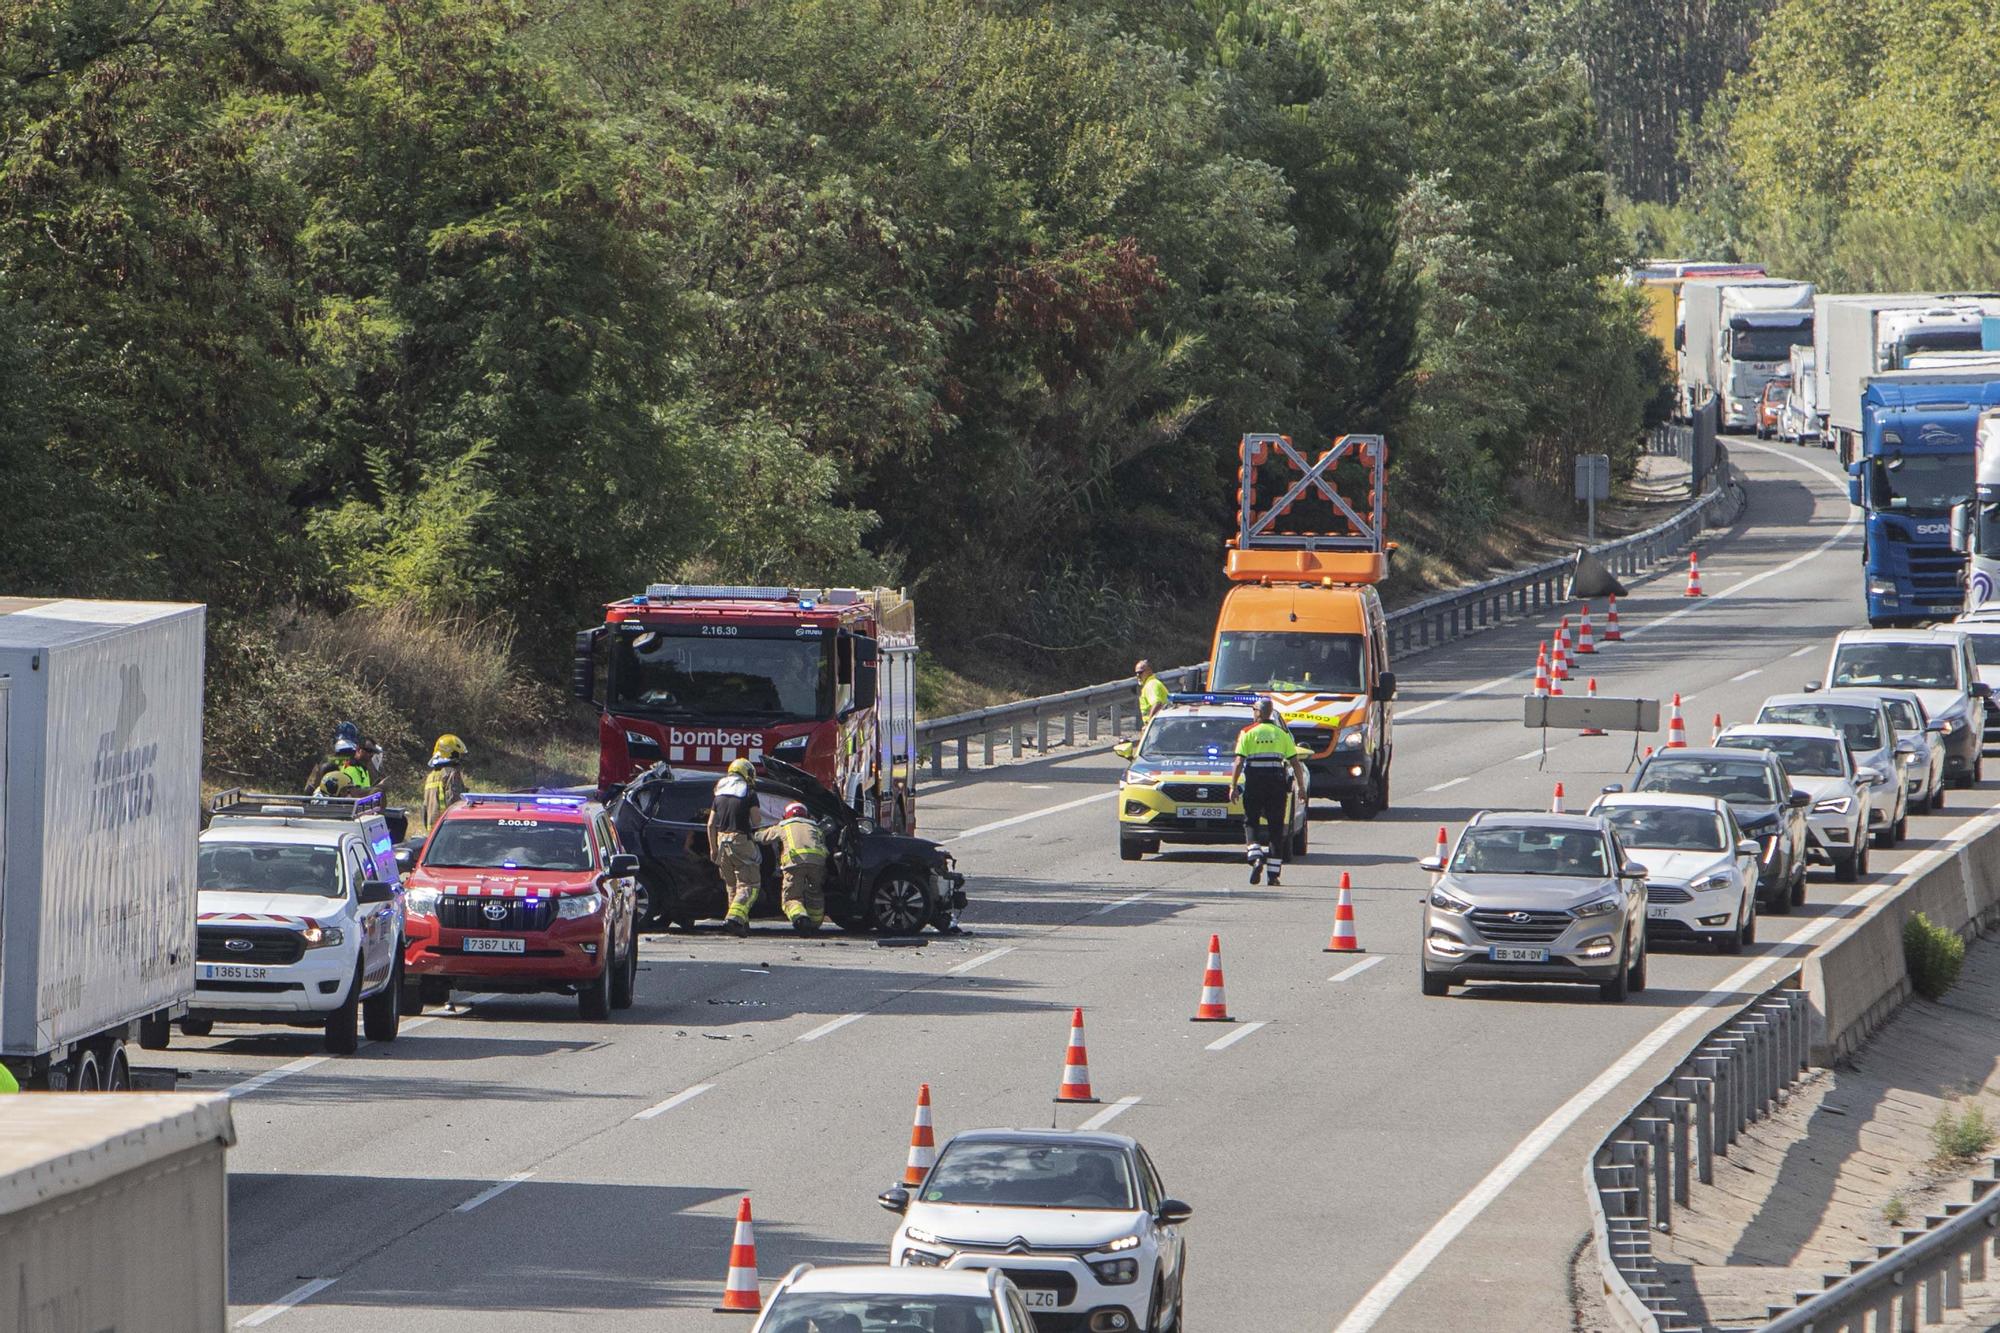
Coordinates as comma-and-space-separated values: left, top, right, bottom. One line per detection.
1191, 935, 1232, 1022
1666, 694, 1688, 748
1580, 678, 1607, 735
1685, 551, 1704, 597
714, 1197, 763, 1313
1551, 634, 1570, 681
1323, 873, 1363, 953
1054, 1007, 1098, 1104
1577, 604, 1596, 654
1604, 596, 1623, 642
1533, 646, 1550, 697
1551, 782, 1566, 814
1434, 825, 1449, 866
1559, 615, 1574, 653
903, 1084, 938, 1187
1711, 713, 1725, 745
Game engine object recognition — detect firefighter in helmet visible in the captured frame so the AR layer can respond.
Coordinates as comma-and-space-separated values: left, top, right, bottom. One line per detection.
756, 801, 829, 934
422, 734, 469, 830
707, 758, 762, 935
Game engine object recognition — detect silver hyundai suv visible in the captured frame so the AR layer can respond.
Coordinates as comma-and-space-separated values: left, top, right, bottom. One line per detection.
1419, 811, 1649, 1003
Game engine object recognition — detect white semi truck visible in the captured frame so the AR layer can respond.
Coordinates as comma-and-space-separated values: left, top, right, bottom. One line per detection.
1961, 408, 2000, 610
1678, 279, 1815, 430
0, 598, 204, 1089
1780, 343, 1821, 444
1817, 294, 2000, 461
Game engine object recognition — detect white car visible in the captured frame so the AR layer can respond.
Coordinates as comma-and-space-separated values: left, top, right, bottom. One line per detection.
882, 1129, 1189, 1333
1716, 725, 1877, 882
1823, 628, 1989, 787
1758, 692, 1908, 847
1826, 687, 1946, 813
191, 790, 407, 1053
1948, 612, 2000, 750
752, 1265, 1036, 1333
1589, 793, 1758, 952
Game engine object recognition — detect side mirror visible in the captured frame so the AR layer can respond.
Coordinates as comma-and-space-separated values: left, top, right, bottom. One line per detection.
1156, 1199, 1194, 1225
1622, 860, 1648, 879
1418, 856, 1445, 873
852, 636, 880, 712
878, 1186, 911, 1214
393, 846, 415, 873
1373, 671, 1398, 702
572, 628, 601, 705
1857, 768, 1885, 787
1847, 475, 1862, 507
1600, 783, 1625, 795
358, 879, 396, 905
1895, 738, 1917, 755
1951, 501, 1973, 554
605, 852, 641, 879
1803, 681, 1822, 693
1975, 682, 1993, 699
1737, 839, 1760, 856
1929, 720, 1949, 734
1112, 740, 1136, 762
1788, 790, 1812, 808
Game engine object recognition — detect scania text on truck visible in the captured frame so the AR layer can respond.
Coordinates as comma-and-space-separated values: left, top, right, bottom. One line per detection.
1816, 294, 2000, 462
1678, 279, 1815, 430
575, 585, 919, 833
1849, 371, 2000, 623
0, 598, 203, 1090
1206, 433, 1397, 817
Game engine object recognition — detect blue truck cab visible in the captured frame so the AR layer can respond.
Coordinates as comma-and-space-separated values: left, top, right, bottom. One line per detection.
1850, 373, 2000, 624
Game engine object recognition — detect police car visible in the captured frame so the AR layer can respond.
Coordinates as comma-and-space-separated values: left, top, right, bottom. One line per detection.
1116, 694, 1308, 861
190, 790, 407, 1054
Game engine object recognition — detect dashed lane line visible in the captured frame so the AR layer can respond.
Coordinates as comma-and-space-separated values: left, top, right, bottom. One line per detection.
1091, 892, 1153, 916
1423, 776, 1471, 793
1078, 1096, 1142, 1130
1731, 668, 1762, 682
1328, 956, 1385, 983
634, 1083, 714, 1121
454, 1171, 533, 1214
946, 791, 1117, 842
235, 1278, 337, 1327
796, 1012, 867, 1043
948, 946, 1016, 974
1204, 1020, 1268, 1052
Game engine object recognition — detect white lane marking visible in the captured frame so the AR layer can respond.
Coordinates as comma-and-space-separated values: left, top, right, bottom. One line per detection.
947, 791, 1117, 842
634, 1083, 714, 1121
1791, 645, 1816, 658
948, 947, 1016, 975
454, 1171, 533, 1214
1331, 800, 1979, 1333
1730, 669, 1762, 682
1091, 892, 1153, 916
1078, 1096, 1142, 1130
235, 1278, 337, 1327
224, 1053, 330, 1100
1511, 748, 1543, 763
1205, 1020, 1267, 1051
1329, 956, 1385, 983
1424, 776, 1472, 793
796, 1012, 866, 1042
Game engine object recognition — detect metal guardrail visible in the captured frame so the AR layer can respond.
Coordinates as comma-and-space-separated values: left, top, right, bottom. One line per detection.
1587, 980, 1813, 1333
915, 452, 1737, 778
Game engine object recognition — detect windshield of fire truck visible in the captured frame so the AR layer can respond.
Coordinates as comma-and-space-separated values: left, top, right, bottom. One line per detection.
609, 627, 832, 722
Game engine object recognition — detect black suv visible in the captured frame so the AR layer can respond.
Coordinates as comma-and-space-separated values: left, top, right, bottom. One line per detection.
611, 759, 966, 935
1612, 747, 1811, 912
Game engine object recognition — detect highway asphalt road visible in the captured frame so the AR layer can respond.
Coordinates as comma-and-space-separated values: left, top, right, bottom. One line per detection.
141, 436, 2000, 1331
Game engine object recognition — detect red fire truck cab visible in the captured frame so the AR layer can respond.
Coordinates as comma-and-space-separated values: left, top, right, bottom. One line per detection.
575, 584, 920, 833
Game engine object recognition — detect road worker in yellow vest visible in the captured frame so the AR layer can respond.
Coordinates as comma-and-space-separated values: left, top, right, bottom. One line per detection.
1229, 698, 1305, 886
756, 801, 830, 934
421, 734, 469, 831
1135, 660, 1171, 726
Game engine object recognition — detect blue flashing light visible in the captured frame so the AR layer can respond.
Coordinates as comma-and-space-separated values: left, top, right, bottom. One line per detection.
1166, 692, 1263, 707
799, 598, 817, 610
533, 795, 587, 807
502, 861, 519, 870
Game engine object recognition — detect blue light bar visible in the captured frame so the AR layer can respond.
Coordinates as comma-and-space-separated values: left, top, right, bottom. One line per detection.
1165, 692, 1263, 707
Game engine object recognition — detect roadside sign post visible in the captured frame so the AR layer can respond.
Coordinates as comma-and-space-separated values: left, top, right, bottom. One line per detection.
1576, 454, 1611, 542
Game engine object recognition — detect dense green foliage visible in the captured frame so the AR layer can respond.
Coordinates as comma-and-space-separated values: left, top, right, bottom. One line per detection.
1905, 910, 1966, 1001
1, 0, 1653, 737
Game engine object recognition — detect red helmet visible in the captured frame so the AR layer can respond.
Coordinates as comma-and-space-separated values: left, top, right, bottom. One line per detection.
783, 802, 808, 819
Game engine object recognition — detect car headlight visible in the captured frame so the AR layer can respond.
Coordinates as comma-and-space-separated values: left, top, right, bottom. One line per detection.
1695, 873, 1736, 892
1336, 724, 1366, 748
557, 891, 605, 920
1102, 1233, 1143, 1253
405, 887, 439, 917
1125, 773, 1162, 787
1571, 895, 1621, 919
1090, 1257, 1141, 1285
1813, 796, 1852, 814
1429, 885, 1472, 914
902, 1247, 946, 1267
300, 924, 345, 949
1867, 578, 1898, 597
903, 1226, 942, 1247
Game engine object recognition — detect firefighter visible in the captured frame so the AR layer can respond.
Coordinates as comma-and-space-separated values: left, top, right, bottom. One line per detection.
707, 758, 762, 935
306, 722, 380, 797
756, 801, 829, 934
1228, 698, 1303, 885
422, 734, 469, 830
1134, 660, 1171, 728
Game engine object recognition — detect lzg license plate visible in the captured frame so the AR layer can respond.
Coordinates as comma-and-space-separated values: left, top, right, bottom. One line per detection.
463, 937, 525, 954
199, 963, 270, 981
1020, 1291, 1061, 1309
1175, 805, 1230, 819
1489, 946, 1548, 963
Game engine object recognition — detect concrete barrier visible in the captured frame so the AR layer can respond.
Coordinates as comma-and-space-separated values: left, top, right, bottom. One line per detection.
1804, 806, 2000, 1065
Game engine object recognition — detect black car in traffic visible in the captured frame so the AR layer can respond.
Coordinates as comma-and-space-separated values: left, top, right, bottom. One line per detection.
1615, 747, 1811, 912
610, 758, 966, 935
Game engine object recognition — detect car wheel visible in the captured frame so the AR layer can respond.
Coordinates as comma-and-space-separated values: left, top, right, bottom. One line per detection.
1741, 899, 1757, 946
1119, 834, 1147, 862
1627, 934, 1648, 994
325, 962, 363, 1054
868, 872, 931, 937
104, 1041, 130, 1091
1290, 809, 1309, 857
1894, 812, 1908, 842
1763, 883, 1791, 916
610, 929, 637, 1011
1599, 943, 1630, 1003
632, 883, 653, 932
362, 954, 402, 1042
1857, 841, 1870, 877
1147, 1278, 1165, 1333
1932, 781, 1946, 811
1790, 862, 1808, 907
1420, 962, 1451, 997
578, 953, 612, 1022
69, 1047, 102, 1092
179, 1016, 214, 1038
1835, 848, 1860, 883
398, 971, 427, 1016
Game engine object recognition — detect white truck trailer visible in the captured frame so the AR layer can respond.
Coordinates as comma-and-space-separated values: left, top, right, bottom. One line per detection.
1, 598, 204, 1089
0, 1093, 235, 1331
1818, 295, 2000, 461
1678, 279, 1815, 430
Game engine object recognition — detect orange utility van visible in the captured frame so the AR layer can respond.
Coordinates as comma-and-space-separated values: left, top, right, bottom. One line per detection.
1207, 433, 1397, 817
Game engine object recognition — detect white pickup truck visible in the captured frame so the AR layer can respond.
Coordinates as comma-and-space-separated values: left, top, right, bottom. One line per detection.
190, 791, 408, 1053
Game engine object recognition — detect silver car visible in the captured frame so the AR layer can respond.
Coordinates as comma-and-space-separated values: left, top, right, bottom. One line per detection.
1590, 793, 1759, 953
1825, 687, 1945, 813
1757, 692, 1908, 847
1419, 812, 1648, 1003
1716, 724, 1878, 882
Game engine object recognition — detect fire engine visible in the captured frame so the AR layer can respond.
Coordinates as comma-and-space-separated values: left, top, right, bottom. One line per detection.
574, 585, 920, 832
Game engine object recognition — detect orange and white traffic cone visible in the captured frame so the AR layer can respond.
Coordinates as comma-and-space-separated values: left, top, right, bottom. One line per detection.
1192, 935, 1232, 1022
1559, 615, 1574, 654
1604, 595, 1623, 642
1685, 551, 1704, 597
1533, 645, 1550, 697
714, 1197, 763, 1314
1551, 635, 1570, 682
1666, 694, 1688, 748
1551, 782, 1566, 814
1434, 825, 1449, 867
903, 1084, 938, 1187
1323, 872, 1363, 952
1577, 604, 1596, 654
1580, 678, 1607, 736
1711, 713, 1725, 745
1055, 1007, 1098, 1104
